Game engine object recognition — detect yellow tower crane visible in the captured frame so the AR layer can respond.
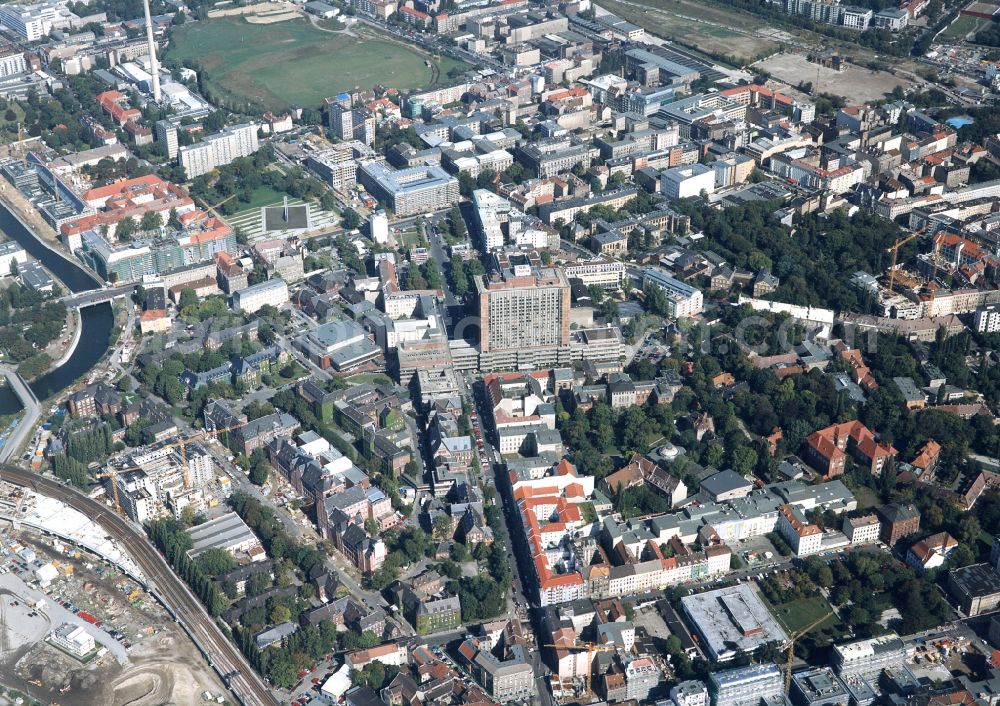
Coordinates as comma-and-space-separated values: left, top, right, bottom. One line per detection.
784, 609, 837, 694
544, 641, 617, 699
886, 226, 928, 292
98, 423, 243, 515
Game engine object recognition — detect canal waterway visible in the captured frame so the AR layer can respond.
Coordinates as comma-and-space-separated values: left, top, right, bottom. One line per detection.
0, 202, 114, 413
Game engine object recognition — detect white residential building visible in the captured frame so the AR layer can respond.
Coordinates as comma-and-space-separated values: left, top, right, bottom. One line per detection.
974, 303, 1000, 333
370, 210, 389, 244
186, 448, 215, 487
671, 681, 709, 706
660, 164, 715, 200
563, 257, 627, 291
472, 188, 512, 251
155, 120, 179, 159
642, 269, 704, 318
709, 664, 785, 706
0, 0, 76, 40
232, 278, 289, 314
0, 240, 28, 275
841, 6, 873, 29
777, 504, 823, 556
0, 48, 26, 77
179, 124, 260, 179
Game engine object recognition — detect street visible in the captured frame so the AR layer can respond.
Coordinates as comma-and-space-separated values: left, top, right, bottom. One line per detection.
0, 365, 39, 463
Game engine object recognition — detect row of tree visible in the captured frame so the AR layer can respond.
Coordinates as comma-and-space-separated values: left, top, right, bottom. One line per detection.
148, 518, 229, 616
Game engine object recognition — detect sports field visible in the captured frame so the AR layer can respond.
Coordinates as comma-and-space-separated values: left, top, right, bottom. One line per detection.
166, 17, 468, 112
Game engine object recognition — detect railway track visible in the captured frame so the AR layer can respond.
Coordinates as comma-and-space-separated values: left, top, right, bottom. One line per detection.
0, 465, 277, 706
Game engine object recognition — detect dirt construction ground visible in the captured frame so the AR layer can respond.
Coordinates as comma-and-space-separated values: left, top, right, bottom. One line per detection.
599, 0, 779, 61
0, 529, 228, 706
754, 51, 916, 103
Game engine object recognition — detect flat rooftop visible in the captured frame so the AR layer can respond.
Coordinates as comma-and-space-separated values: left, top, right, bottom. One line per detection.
681, 584, 789, 661
792, 668, 848, 703
187, 511, 258, 558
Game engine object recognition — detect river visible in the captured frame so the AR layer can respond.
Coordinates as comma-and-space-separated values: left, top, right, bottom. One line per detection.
0, 202, 114, 413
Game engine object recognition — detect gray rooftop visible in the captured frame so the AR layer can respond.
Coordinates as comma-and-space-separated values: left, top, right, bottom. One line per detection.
187, 511, 259, 558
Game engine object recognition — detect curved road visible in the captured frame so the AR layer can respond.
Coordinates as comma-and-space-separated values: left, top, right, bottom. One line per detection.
0, 367, 39, 463
0, 464, 277, 706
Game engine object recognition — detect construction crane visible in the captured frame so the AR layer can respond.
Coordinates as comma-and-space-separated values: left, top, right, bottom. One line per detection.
784, 609, 836, 694
98, 423, 243, 515
930, 232, 944, 285
887, 226, 928, 292
544, 641, 617, 698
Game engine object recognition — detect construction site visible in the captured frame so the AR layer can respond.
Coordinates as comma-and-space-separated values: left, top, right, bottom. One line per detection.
0, 484, 227, 705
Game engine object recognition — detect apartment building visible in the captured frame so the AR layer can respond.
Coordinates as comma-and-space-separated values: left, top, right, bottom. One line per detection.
179, 124, 260, 179
709, 664, 784, 706
564, 257, 627, 291
75, 222, 236, 284
660, 163, 716, 199
155, 120, 179, 159
357, 161, 460, 217
842, 514, 880, 545
516, 138, 600, 178
642, 269, 704, 318
538, 188, 638, 226
777, 503, 823, 556
232, 278, 289, 314
326, 99, 375, 146
0, 45, 26, 77
0, 0, 84, 40
307, 144, 359, 191
476, 263, 571, 371
832, 634, 907, 679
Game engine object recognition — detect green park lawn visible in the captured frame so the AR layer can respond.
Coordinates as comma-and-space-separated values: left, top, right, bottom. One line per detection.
938, 14, 989, 43
766, 594, 842, 636
166, 17, 468, 112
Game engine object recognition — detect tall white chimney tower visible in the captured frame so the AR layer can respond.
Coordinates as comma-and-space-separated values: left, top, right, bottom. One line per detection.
142, 0, 161, 102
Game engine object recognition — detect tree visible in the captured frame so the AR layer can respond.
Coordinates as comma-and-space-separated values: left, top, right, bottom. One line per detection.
204, 111, 226, 133
116, 215, 137, 240
178, 287, 198, 310
270, 604, 292, 624
432, 513, 453, 540
704, 444, 725, 468
341, 208, 361, 230
449, 255, 467, 297
139, 210, 163, 232
249, 449, 270, 486
196, 547, 236, 576
423, 259, 443, 289
947, 544, 975, 569
448, 205, 467, 240
730, 446, 758, 476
